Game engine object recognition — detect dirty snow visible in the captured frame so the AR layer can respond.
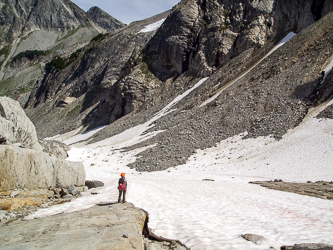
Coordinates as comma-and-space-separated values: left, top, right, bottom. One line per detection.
25, 75, 333, 249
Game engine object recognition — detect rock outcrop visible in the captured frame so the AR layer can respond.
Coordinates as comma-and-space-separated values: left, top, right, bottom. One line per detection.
0, 202, 187, 250
250, 181, 333, 200
0, 96, 42, 151
0, 97, 85, 191
281, 243, 333, 250
146, 0, 333, 79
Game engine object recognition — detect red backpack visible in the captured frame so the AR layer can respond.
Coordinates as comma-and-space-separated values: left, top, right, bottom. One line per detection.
118, 178, 126, 190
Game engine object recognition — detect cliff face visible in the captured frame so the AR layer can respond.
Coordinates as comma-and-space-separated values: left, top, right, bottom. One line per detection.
0, 97, 85, 191
145, 0, 332, 79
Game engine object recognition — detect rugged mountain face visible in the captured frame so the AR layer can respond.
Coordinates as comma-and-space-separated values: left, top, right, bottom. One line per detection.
146, 0, 332, 79
1, 0, 333, 171
87, 6, 126, 31
24, 11, 170, 137
0, 0, 90, 45
0, 0, 124, 101
125, 11, 333, 171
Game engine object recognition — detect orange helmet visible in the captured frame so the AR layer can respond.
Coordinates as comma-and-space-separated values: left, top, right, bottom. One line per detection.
121, 173, 125, 177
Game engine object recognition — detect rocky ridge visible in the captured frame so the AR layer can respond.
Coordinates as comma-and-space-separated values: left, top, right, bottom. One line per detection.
87, 6, 126, 31
0, 0, 125, 100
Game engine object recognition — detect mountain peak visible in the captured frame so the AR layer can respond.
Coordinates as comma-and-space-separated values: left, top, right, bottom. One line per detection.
87, 6, 126, 31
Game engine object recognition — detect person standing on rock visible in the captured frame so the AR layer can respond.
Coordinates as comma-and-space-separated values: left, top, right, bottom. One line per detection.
118, 173, 127, 203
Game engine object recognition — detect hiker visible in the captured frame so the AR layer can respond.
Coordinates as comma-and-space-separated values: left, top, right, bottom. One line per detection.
118, 173, 127, 203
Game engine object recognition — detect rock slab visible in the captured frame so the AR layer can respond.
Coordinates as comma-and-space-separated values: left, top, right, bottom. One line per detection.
0, 202, 187, 250
0, 203, 146, 250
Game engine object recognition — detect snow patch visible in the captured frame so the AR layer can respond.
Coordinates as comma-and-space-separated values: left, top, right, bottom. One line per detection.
138, 18, 166, 33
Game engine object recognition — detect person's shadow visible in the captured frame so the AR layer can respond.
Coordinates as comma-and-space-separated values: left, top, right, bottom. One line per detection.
97, 202, 118, 206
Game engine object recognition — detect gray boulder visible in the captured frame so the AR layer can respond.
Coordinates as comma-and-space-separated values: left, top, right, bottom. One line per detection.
241, 234, 265, 244
85, 180, 105, 189
0, 96, 43, 151
67, 185, 80, 196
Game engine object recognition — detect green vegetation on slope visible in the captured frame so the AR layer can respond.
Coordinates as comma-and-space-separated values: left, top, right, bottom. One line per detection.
11, 50, 51, 62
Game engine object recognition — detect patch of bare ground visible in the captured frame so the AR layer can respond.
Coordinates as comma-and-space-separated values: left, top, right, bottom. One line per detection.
250, 180, 333, 200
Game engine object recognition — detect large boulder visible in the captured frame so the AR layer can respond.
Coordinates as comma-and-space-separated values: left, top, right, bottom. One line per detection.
0, 145, 85, 191
0, 96, 43, 151
0, 97, 85, 191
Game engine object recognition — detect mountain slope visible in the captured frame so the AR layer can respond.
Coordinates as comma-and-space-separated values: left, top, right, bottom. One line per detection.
90, 8, 333, 171
24, 11, 170, 137
0, 0, 125, 100
0, 0, 91, 45
87, 6, 125, 31
2, 0, 333, 171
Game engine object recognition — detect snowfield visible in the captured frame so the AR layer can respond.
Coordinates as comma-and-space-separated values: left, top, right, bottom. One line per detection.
25, 94, 333, 250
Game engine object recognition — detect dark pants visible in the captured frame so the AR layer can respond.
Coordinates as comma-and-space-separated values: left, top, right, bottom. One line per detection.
118, 190, 126, 203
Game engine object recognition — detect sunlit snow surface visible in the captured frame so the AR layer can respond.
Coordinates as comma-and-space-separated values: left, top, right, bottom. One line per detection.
25, 49, 333, 248
138, 18, 166, 33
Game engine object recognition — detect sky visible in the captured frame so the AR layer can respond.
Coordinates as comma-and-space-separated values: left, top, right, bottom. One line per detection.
70, 0, 181, 24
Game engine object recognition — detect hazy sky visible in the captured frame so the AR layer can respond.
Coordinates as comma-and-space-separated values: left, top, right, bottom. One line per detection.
71, 0, 181, 24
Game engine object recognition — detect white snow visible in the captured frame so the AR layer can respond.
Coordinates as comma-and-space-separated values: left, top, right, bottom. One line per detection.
25, 78, 333, 249
267, 32, 296, 56
138, 18, 166, 33
320, 57, 333, 85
